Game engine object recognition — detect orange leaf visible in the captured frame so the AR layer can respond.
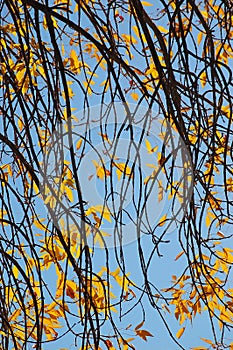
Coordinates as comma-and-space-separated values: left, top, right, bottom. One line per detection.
175, 250, 184, 261
200, 338, 213, 345
176, 327, 185, 339
131, 92, 139, 101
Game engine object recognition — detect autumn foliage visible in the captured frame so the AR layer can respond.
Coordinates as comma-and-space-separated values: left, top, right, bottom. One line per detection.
1, 0, 233, 349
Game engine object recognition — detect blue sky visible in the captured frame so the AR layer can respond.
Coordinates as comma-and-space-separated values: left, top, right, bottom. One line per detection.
2, 1, 233, 349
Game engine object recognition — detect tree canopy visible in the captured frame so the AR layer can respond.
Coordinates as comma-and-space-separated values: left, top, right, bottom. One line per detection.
0, 0, 233, 349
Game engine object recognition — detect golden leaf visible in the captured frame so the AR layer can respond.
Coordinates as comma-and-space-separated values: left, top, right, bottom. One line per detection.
34, 219, 46, 231
197, 32, 203, 45
114, 162, 132, 180
176, 327, 185, 339
157, 25, 168, 33
200, 71, 207, 88
131, 92, 139, 101
158, 214, 167, 227
145, 139, 158, 154
205, 213, 211, 227
141, 1, 153, 6
92, 160, 110, 180
18, 116, 24, 131
65, 186, 74, 202
76, 138, 83, 150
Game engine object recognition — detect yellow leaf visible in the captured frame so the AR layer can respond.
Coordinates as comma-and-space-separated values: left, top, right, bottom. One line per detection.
200, 71, 207, 88
62, 43, 65, 56
12, 265, 19, 279
38, 65, 46, 77
122, 34, 137, 44
70, 49, 78, 62
18, 116, 24, 131
189, 288, 196, 299
205, 213, 211, 227
0, 209, 8, 226
34, 219, 46, 231
145, 139, 158, 154
92, 160, 110, 180
93, 228, 111, 248
76, 139, 83, 150
0, 38, 6, 48
98, 132, 111, 145
133, 25, 146, 43
131, 92, 139, 101
9, 308, 21, 322
157, 25, 168, 33
197, 32, 203, 45
99, 79, 109, 92
86, 205, 112, 223
114, 162, 132, 180
176, 327, 185, 339
141, 1, 153, 6
16, 67, 26, 83
158, 214, 167, 227
65, 186, 74, 202
43, 15, 57, 30
145, 140, 152, 153
70, 49, 80, 73
158, 180, 163, 202
83, 80, 94, 95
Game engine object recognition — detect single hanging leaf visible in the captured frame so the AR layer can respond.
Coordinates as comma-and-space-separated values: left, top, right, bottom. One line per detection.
134, 320, 144, 331
176, 327, 185, 339
131, 92, 139, 101
175, 251, 184, 261
158, 214, 167, 227
76, 139, 83, 150
135, 329, 153, 341
197, 32, 203, 45
200, 338, 213, 345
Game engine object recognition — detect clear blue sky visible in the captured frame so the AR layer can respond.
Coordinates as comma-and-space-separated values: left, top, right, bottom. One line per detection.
3, 1, 233, 349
